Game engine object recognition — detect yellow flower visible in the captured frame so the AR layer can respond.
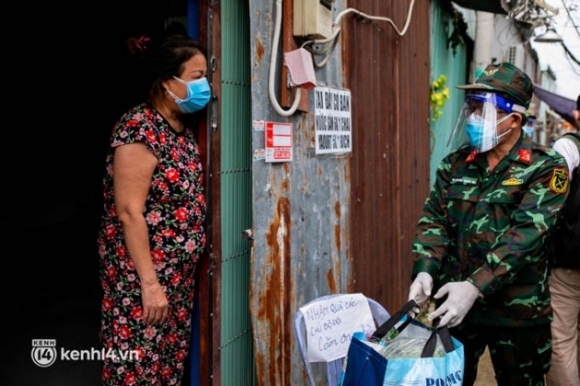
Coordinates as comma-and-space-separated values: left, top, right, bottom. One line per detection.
430, 74, 449, 121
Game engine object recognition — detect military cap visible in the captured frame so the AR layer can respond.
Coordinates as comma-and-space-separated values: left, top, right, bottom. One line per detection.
457, 62, 534, 110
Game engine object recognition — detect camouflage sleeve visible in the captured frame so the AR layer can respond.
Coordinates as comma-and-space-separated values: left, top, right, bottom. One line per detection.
411, 157, 453, 279
467, 154, 569, 296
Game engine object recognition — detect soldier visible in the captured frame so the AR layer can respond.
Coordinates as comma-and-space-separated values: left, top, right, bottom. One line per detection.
407, 62, 569, 385
546, 93, 580, 386
523, 114, 536, 138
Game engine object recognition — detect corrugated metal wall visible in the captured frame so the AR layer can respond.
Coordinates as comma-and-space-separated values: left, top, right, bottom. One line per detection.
247, 1, 351, 385
240, 0, 431, 385
429, 0, 470, 184
345, 0, 431, 315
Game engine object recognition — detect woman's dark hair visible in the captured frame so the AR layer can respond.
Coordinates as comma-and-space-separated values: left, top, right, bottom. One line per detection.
145, 35, 207, 104
576, 93, 579, 111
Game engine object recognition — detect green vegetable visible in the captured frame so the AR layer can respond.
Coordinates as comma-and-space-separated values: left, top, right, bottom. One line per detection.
376, 337, 445, 359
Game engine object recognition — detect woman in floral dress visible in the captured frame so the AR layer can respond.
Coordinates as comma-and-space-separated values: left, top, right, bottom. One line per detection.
97, 35, 210, 385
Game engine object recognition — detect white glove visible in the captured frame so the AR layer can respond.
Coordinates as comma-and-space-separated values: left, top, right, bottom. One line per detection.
408, 272, 433, 315
428, 281, 482, 328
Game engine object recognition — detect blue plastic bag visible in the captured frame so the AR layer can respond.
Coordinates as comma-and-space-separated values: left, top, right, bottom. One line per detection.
340, 300, 465, 386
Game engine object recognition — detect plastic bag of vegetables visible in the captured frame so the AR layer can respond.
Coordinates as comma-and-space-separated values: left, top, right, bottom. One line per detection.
340, 300, 465, 386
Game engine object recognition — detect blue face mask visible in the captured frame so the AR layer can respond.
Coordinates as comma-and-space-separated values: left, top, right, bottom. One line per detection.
523, 125, 534, 137
465, 113, 512, 152
465, 116, 487, 149
167, 77, 211, 113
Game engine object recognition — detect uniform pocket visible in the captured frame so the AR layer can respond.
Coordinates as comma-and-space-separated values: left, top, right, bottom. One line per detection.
487, 186, 524, 204
445, 185, 478, 231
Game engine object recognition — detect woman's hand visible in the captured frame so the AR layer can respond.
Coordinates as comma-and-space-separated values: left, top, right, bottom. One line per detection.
141, 281, 169, 326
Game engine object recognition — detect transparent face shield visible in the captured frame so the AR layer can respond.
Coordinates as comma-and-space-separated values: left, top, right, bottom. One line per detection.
447, 91, 518, 153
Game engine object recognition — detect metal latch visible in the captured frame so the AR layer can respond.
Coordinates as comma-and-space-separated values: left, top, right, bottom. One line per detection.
241, 229, 254, 240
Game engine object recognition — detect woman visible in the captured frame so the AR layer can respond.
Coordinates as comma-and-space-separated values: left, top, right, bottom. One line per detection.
97, 35, 210, 385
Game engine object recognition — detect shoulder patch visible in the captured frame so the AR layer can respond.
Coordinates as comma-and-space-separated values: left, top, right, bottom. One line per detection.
549, 168, 569, 194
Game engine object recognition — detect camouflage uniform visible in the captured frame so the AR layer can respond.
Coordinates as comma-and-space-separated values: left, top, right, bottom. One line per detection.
412, 134, 568, 326
411, 62, 570, 386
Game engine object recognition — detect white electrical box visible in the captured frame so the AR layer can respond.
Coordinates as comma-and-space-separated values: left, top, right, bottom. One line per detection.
293, 0, 333, 39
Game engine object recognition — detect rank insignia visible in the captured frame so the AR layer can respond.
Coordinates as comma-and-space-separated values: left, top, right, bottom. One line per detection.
519, 149, 531, 163
549, 168, 569, 194
501, 178, 524, 186
466, 150, 478, 163
484, 69, 498, 76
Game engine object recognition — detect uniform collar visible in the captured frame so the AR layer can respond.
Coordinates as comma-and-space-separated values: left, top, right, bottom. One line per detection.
464, 132, 531, 164
507, 132, 532, 164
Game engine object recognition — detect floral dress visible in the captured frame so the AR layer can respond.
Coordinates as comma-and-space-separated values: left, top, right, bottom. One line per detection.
97, 103, 206, 386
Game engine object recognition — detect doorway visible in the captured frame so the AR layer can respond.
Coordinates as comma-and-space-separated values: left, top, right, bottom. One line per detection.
1, 1, 206, 385
3, 0, 259, 384
2, 1, 256, 384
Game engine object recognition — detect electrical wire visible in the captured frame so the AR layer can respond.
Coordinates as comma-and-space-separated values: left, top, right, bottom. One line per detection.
337, 3, 416, 36
562, 41, 580, 66
268, 0, 301, 117
497, 16, 522, 46
555, 0, 580, 74
560, 0, 580, 39
301, 0, 416, 68
564, 55, 580, 75
269, 0, 416, 115
312, 34, 340, 68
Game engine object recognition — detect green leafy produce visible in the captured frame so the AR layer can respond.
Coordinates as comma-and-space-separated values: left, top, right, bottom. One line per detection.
382, 327, 400, 342
376, 337, 445, 359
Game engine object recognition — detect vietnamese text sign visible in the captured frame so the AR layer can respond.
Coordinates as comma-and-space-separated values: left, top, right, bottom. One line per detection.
314, 87, 352, 155
265, 121, 293, 162
299, 293, 376, 362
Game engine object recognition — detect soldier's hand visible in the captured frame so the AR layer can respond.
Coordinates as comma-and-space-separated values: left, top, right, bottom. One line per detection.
408, 272, 433, 316
429, 281, 482, 328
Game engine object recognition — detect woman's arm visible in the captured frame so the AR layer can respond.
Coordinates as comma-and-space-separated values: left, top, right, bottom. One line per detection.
113, 142, 168, 326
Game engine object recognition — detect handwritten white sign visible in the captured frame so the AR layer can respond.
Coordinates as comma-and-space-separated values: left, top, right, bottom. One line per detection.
299, 293, 376, 362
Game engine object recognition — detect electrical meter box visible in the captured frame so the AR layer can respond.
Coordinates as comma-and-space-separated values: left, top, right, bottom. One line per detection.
293, 0, 333, 39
